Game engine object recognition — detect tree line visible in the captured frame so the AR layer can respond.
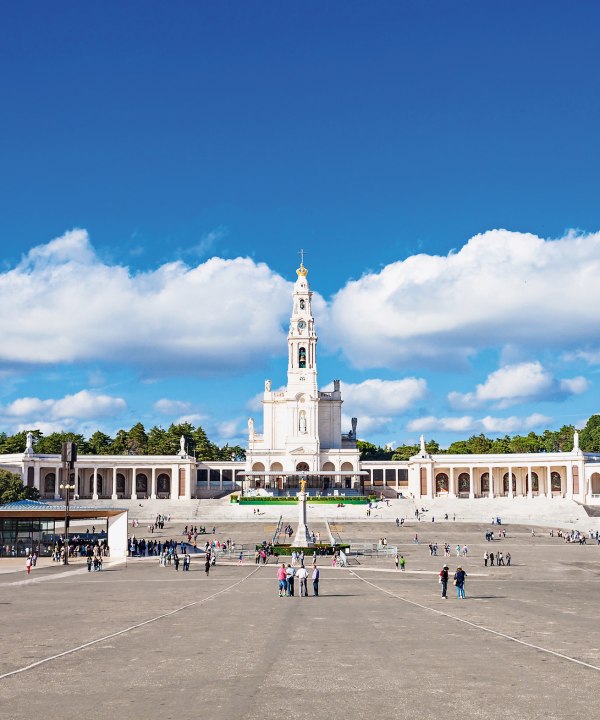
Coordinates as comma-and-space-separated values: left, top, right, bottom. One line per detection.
358, 415, 600, 461
0, 421, 246, 461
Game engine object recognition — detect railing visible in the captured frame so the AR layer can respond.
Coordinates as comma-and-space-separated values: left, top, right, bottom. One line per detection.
272, 514, 283, 545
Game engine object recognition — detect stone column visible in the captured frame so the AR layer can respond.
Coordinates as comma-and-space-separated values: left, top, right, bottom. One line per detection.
171, 466, 178, 499
93, 467, 99, 500
184, 464, 192, 500
527, 466, 533, 499
54, 467, 61, 499
566, 464, 573, 499
33, 463, 41, 493
151, 467, 157, 499
546, 466, 553, 498
219, 469, 223, 490
508, 466, 513, 499
469, 466, 474, 499
488, 466, 494, 499
449, 466, 456, 497
292, 492, 312, 547
111, 468, 118, 500
426, 464, 433, 499
131, 467, 137, 500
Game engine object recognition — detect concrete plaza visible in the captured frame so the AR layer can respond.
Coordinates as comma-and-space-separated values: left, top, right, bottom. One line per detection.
1, 521, 600, 720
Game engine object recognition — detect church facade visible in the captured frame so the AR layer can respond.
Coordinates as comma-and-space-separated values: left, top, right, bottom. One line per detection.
1, 260, 600, 504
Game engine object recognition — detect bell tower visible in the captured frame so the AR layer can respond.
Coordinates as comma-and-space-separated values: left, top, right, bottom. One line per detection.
287, 256, 318, 396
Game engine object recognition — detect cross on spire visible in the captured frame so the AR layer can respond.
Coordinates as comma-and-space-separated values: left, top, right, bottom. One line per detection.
298, 248, 306, 266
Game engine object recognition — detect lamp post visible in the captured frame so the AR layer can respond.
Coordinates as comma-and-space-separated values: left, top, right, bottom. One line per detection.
59, 480, 75, 564
60, 441, 78, 565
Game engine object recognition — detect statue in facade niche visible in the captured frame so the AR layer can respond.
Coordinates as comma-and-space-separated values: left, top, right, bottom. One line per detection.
265, 379, 271, 392
180, 435, 186, 456
299, 411, 307, 434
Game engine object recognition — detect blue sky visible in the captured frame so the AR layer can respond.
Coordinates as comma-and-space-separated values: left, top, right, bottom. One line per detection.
0, 1, 599, 448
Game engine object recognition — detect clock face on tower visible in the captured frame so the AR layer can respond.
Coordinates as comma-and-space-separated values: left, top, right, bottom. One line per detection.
297, 320, 306, 331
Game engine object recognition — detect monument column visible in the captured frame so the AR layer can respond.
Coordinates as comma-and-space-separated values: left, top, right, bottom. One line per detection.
111, 468, 118, 500
468, 466, 474, 499
508, 466, 513, 499
546, 466, 553, 498
292, 480, 312, 547
150, 467, 157, 499
488, 466, 494, 499
93, 467, 99, 500
566, 464, 573, 499
527, 466, 533, 499
131, 467, 138, 500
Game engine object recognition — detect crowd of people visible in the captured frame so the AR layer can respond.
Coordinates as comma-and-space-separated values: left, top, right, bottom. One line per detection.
277, 559, 320, 597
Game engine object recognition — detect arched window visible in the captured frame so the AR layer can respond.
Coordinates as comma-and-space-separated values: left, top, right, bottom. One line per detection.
458, 473, 470, 493
44, 473, 56, 494
136, 473, 148, 495
480, 472, 490, 493
551, 471, 562, 492
436, 473, 449, 493
503, 473, 517, 493
116, 473, 126, 495
528, 471, 539, 492
157, 473, 171, 494
299, 299, 305, 310
296, 462, 310, 472
298, 346, 306, 369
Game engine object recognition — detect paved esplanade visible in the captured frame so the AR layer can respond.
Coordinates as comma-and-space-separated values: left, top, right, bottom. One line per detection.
1, 522, 599, 720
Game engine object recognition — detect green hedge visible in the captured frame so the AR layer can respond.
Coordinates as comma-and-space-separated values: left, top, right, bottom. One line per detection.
256, 543, 350, 556
230, 495, 372, 505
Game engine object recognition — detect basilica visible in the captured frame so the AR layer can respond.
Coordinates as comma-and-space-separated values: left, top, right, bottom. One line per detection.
1, 261, 600, 504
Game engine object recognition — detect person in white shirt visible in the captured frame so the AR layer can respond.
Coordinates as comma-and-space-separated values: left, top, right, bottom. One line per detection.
296, 565, 309, 596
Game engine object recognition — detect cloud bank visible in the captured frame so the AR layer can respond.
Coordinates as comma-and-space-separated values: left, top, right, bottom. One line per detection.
0, 229, 295, 373
327, 229, 600, 369
448, 362, 588, 409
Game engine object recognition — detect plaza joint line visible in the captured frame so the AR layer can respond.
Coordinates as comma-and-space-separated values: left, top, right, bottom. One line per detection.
0, 566, 261, 681
348, 569, 600, 674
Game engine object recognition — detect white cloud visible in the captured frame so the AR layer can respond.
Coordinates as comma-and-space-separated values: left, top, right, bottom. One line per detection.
154, 399, 192, 415
1, 390, 126, 435
174, 413, 209, 426
448, 362, 589, 409
327, 378, 427, 436
216, 418, 242, 440
0, 229, 297, 373
326, 378, 427, 415
407, 412, 552, 435
559, 376, 589, 395
480, 413, 552, 433
326, 229, 600, 369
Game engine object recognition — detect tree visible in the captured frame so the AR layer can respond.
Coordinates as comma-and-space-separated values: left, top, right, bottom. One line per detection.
147, 426, 171, 455
466, 434, 493, 454
35, 432, 87, 454
127, 423, 148, 455
357, 441, 394, 460
491, 436, 512, 454
0, 431, 28, 454
110, 429, 130, 455
87, 431, 114, 455
580, 416, 600, 452
446, 440, 472, 454
391, 444, 419, 461
0, 469, 40, 503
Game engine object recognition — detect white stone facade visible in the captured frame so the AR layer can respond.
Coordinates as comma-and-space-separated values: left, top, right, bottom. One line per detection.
244, 262, 361, 492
